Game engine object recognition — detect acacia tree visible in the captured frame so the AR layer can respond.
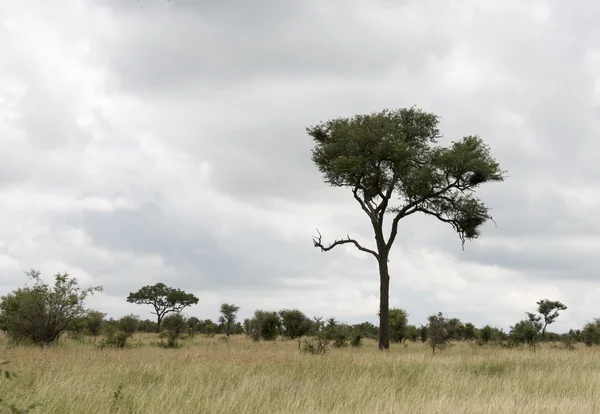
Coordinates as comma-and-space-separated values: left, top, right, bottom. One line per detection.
219, 303, 240, 337
308, 107, 505, 350
126, 283, 198, 330
535, 299, 567, 336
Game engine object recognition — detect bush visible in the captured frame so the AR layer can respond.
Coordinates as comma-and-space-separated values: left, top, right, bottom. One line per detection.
99, 327, 129, 349
0, 270, 102, 346
158, 314, 189, 348
582, 321, 600, 346
427, 312, 452, 355
85, 311, 105, 337
350, 334, 363, 348
302, 334, 329, 355
118, 314, 140, 337
510, 320, 540, 351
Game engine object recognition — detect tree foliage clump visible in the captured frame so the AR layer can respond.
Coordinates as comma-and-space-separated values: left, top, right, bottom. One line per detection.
219, 303, 240, 337
308, 107, 505, 350
510, 319, 540, 351
248, 310, 281, 341
279, 309, 314, 349
427, 312, 451, 355
0, 270, 102, 346
126, 283, 198, 330
158, 313, 189, 348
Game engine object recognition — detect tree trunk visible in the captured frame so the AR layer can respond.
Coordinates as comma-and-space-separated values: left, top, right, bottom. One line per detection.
378, 256, 390, 351
226, 322, 231, 337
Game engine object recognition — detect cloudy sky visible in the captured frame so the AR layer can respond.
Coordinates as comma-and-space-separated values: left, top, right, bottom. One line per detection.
1, 0, 599, 332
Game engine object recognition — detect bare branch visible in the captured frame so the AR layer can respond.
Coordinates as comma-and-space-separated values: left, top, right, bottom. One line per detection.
313, 229, 379, 260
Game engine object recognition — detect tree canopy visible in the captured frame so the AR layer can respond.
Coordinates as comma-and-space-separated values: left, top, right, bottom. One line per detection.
126, 283, 198, 329
308, 107, 505, 350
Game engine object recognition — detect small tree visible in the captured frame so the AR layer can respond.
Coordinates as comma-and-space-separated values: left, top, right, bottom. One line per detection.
405, 325, 419, 342
582, 320, 600, 346
388, 308, 409, 343
161, 313, 189, 347
187, 317, 201, 337
309, 108, 505, 350
446, 317, 466, 341
118, 314, 140, 337
479, 325, 494, 343
535, 299, 567, 336
0, 270, 102, 345
219, 303, 240, 337
85, 310, 105, 337
250, 310, 281, 341
418, 324, 428, 343
427, 312, 451, 355
126, 283, 198, 330
279, 309, 314, 349
463, 322, 477, 340
510, 319, 540, 351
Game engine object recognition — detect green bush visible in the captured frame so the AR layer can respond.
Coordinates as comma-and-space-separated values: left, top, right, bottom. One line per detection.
302, 334, 329, 355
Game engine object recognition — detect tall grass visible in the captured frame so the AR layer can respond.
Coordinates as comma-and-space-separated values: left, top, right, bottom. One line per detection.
1, 334, 600, 413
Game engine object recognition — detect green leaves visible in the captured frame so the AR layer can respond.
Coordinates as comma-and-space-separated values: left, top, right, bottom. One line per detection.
126, 283, 199, 327
308, 107, 506, 250
0, 270, 102, 345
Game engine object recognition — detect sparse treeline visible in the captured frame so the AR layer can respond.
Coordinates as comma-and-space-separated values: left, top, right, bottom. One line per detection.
0, 269, 597, 353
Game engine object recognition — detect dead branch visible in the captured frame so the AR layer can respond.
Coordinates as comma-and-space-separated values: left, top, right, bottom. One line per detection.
312, 229, 379, 260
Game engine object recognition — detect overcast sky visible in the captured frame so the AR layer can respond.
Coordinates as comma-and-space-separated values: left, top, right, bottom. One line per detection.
1, 0, 599, 332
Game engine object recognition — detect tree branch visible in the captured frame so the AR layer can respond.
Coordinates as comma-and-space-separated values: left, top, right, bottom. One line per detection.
313, 229, 379, 260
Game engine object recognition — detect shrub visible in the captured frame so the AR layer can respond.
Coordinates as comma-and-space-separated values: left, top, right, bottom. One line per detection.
99, 327, 129, 349
350, 334, 363, 348
85, 311, 105, 337
427, 312, 452, 355
0, 270, 102, 346
509, 320, 540, 351
118, 314, 140, 337
302, 334, 329, 355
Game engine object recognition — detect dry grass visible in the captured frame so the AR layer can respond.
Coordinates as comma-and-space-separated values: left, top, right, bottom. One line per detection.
2, 334, 600, 413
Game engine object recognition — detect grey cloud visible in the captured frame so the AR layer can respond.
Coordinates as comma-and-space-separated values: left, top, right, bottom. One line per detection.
96, 0, 450, 94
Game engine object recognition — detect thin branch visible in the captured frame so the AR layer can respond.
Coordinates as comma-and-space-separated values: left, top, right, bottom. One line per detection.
313, 229, 379, 260
352, 187, 375, 217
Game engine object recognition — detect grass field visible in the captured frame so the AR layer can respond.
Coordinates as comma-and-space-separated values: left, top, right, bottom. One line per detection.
2, 334, 600, 413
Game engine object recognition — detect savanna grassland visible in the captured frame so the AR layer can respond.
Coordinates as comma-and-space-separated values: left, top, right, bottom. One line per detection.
2, 334, 600, 414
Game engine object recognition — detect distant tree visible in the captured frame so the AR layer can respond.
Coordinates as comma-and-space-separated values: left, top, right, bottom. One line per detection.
162, 313, 188, 340
569, 328, 582, 343
187, 316, 201, 337
535, 299, 567, 336
279, 309, 313, 349
479, 325, 494, 343
405, 324, 419, 342
250, 310, 281, 341
66, 316, 87, 340
0, 270, 102, 345
312, 316, 325, 332
463, 322, 477, 340
446, 317, 466, 341
200, 319, 216, 336
126, 283, 198, 330
510, 319, 540, 351
353, 321, 379, 340
118, 314, 140, 337
582, 320, 600, 346
308, 107, 505, 350
427, 313, 451, 355
388, 308, 409, 343
525, 312, 543, 334
138, 319, 159, 333
85, 310, 105, 337
418, 325, 428, 343
219, 303, 240, 337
